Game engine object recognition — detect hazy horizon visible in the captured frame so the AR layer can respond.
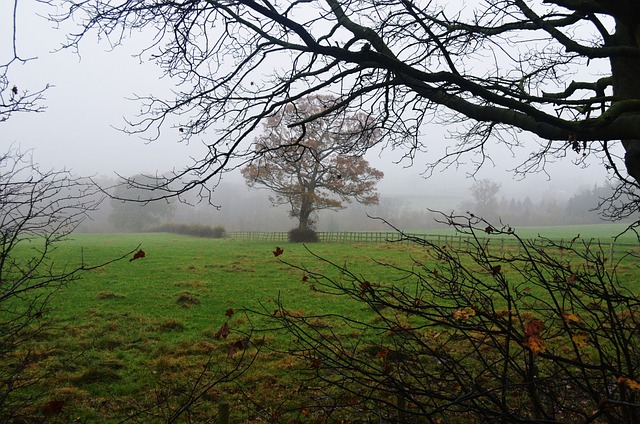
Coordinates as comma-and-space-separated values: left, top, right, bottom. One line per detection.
3, 2, 615, 228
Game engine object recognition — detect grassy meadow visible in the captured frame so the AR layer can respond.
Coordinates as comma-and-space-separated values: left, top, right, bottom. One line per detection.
13, 233, 435, 422
9, 225, 640, 422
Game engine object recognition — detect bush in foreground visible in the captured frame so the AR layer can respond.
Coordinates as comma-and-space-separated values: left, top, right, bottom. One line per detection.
0, 148, 124, 422
260, 213, 640, 423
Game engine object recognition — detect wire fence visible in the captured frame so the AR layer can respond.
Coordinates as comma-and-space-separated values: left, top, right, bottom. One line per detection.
227, 231, 404, 243
227, 231, 640, 266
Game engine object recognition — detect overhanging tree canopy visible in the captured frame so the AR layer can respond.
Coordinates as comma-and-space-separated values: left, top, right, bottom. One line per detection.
53, 0, 640, 217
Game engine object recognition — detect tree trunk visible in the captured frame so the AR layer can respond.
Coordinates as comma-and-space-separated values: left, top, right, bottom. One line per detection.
298, 193, 314, 231
610, 15, 640, 182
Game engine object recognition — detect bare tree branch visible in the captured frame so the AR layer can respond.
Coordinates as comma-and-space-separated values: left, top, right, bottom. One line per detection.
48, 0, 640, 218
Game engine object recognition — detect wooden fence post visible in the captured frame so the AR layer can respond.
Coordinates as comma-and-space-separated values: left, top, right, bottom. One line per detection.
610, 243, 614, 268
218, 399, 229, 424
397, 394, 407, 424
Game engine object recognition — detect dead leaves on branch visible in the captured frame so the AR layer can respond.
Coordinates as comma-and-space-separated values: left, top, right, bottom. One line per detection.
453, 307, 476, 321
562, 312, 581, 325
300, 274, 318, 291
450, 307, 590, 355
227, 337, 250, 359
522, 335, 547, 354
523, 318, 546, 354
214, 323, 230, 339
571, 332, 590, 348
618, 376, 640, 392
213, 310, 251, 359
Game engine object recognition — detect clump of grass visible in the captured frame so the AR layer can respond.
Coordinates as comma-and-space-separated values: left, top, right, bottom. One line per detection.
187, 340, 215, 354
104, 321, 119, 332
95, 335, 127, 350
174, 280, 205, 288
150, 355, 183, 373
176, 292, 201, 308
96, 291, 125, 300
49, 386, 90, 401
158, 318, 186, 332
71, 366, 122, 385
308, 318, 331, 328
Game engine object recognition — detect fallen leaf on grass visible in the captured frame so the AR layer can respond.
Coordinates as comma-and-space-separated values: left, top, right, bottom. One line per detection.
214, 323, 230, 339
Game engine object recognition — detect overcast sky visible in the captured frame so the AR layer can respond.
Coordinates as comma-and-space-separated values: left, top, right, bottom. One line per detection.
2, 2, 614, 207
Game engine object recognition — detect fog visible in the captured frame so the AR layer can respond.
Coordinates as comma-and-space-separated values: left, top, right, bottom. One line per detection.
3, 2, 615, 233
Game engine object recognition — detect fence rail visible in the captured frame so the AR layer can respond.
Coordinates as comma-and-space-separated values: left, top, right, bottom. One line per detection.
227, 231, 409, 243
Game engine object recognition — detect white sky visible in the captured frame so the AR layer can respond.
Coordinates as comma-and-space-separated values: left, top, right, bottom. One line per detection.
1, 1, 614, 206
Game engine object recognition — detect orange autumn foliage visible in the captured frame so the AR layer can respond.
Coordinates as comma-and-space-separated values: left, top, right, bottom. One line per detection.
618, 377, 640, 392
453, 307, 476, 321
523, 318, 546, 354
523, 335, 547, 354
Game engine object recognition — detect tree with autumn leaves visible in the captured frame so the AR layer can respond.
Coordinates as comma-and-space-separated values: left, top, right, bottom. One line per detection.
241, 95, 383, 234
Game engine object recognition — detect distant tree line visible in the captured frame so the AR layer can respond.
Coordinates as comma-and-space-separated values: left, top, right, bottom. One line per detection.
79, 176, 627, 234
461, 179, 633, 228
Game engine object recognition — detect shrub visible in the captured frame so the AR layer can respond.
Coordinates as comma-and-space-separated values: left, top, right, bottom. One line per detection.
211, 225, 226, 238
264, 213, 640, 423
149, 223, 226, 238
288, 227, 319, 243
0, 148, 110, 421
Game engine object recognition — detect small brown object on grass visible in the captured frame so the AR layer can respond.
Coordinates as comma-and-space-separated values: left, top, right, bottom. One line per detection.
130, 249, 145, 262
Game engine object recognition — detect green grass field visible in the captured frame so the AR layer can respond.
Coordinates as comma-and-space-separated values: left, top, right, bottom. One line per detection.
11, 233, 436, 422
8, 224, 640, 422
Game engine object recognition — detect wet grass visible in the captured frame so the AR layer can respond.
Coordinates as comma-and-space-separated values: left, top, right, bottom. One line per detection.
7, 227, 640, 422
8, 233, 433, 422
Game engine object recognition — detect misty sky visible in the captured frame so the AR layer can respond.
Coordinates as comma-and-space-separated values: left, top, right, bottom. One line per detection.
2, 2, 614, 209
